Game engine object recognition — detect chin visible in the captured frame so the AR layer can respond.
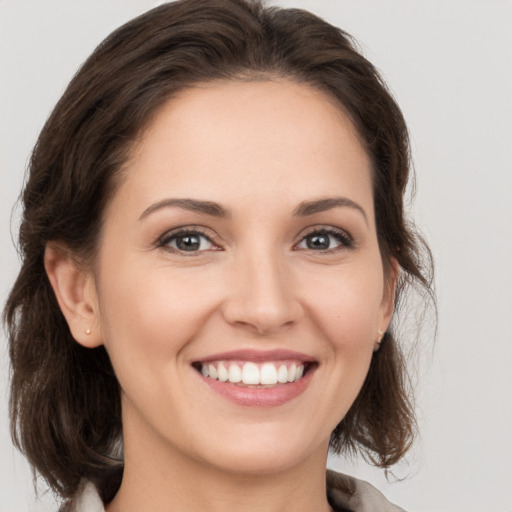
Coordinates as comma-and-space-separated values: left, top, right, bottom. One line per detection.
192, 425, 328, 476
205, 448, 312, 476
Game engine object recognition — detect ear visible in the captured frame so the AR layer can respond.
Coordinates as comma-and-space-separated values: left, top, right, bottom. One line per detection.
376, 257, 400, 347
44, 242, 103, 348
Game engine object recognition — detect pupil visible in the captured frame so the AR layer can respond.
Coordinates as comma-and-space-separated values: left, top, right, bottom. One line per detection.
177, 234, 200, 251
308, 234, 329, 250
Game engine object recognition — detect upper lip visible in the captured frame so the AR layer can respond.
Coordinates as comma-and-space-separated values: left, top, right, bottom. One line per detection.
193, 349, 316, 364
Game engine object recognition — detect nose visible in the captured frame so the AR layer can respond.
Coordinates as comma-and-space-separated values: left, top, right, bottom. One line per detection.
221, 249, 304, 335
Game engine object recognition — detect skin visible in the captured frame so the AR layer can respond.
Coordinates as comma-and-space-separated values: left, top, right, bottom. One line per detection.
45, 79, 396, 512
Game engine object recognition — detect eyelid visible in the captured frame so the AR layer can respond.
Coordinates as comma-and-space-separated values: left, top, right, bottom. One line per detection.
154, 223, 354, 255
294, 225, 355, 251
155, 226, 222, 254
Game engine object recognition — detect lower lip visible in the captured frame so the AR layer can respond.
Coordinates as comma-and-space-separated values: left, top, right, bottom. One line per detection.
197, 367, 315, 407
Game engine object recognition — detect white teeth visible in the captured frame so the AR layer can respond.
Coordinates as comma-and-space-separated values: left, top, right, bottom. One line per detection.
218, 362, 229, 382
199, 361, 307, 386
228, 364, 242, 383
260, 363, 278, 385
208, 364, 218, 379
241, 362, 260, 385
277, 364, 288, 383
287, 363, 296, 382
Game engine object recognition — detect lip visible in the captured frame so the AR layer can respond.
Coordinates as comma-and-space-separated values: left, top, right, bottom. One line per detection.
193, 349, 316, 364
192, 349, 318, 407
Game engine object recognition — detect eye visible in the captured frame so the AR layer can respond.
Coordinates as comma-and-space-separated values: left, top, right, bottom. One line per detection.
158, 228, 218, 253
295, 227, 353, 252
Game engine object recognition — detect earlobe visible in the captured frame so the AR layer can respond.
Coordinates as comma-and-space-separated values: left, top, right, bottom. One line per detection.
44, 243, 103, 348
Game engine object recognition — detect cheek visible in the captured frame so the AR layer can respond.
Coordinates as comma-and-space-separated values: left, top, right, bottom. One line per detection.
95, 266, 218, 424
100, 277, 177, 348
96, 260, 226, 364
303, 263, 385, 351
306, 267, 384, 421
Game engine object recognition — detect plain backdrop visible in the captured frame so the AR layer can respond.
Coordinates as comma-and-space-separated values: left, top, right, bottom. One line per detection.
1, 1, 511, 511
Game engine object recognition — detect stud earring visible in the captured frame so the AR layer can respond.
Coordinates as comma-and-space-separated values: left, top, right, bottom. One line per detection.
85, 328, 91, 335
374, 328, 384, 350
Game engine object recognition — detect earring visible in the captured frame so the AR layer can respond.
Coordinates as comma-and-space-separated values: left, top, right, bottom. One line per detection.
374, 328, 384, 351
85, 328, 91, 335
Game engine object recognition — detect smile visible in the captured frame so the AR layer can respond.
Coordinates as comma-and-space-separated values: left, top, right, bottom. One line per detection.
192, 350, 317, 407
196, 360, 306, 386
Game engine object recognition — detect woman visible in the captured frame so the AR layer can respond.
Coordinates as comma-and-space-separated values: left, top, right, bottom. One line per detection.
4, 0, 434, 510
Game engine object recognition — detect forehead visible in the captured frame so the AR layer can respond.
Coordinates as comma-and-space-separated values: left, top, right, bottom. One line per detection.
115, 79, 373, 218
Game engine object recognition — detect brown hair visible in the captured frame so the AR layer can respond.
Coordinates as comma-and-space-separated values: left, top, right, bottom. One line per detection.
4, 0, 434, 503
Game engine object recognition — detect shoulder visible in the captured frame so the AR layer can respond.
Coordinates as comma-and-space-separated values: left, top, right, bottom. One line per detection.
327, 469, 407, 512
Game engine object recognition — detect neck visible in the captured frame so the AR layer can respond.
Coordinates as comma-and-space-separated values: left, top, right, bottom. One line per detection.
106, 420, 333, 512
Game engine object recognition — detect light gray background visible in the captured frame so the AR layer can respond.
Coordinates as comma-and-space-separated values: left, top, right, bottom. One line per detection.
1, 1, 511, 511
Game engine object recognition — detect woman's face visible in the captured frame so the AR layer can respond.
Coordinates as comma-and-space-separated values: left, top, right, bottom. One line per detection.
88, 80, 394, 474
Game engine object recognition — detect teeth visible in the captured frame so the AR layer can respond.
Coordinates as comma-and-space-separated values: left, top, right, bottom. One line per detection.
287, 363, 296, 382
277, 365, 288, 383
228, 365, 242, 383
260, 363, 278, 385
199, 361, 306, 386
208, 364, 218, 379
218, 362, 229, 382
241, 362, 260, 385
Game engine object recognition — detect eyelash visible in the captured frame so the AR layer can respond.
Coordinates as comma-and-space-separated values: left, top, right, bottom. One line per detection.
156, 225, 354, 255
157, 227, 217, 255
296, 226, 354, 252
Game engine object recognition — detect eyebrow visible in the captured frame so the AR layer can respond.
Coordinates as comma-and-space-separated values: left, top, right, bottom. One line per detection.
139, 196, 367, 224
139, 198, 231, 220
293, 197, 368, 225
